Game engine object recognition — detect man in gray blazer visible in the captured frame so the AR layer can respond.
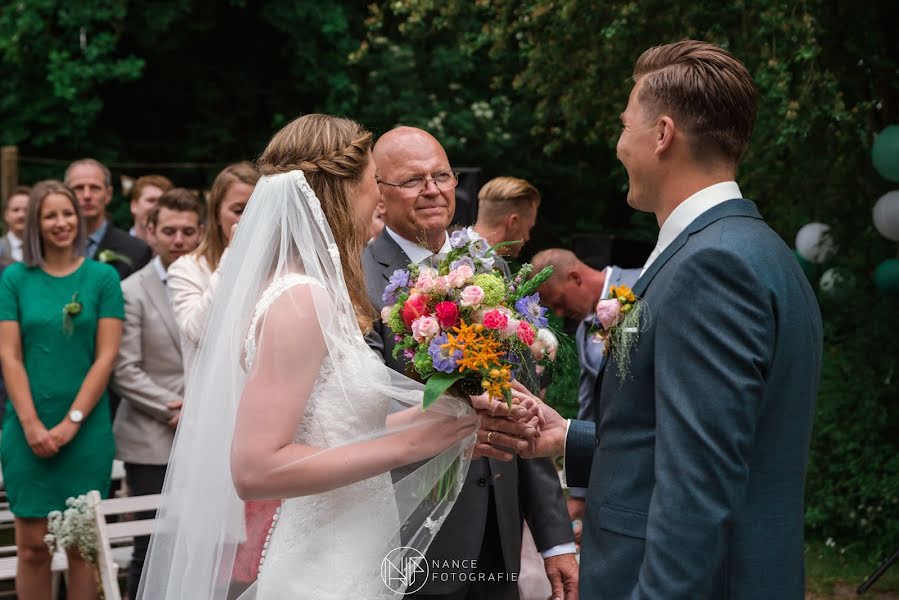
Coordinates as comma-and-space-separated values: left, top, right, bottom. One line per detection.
111, 189, 203, 596
363, 127, 577, 600
480, 41, 823, 599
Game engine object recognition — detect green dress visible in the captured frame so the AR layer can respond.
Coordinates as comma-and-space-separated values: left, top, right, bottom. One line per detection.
0, 260, 124, 517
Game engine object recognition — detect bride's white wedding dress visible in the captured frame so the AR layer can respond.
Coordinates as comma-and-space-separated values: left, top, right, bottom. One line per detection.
247, 274, 401, 599
136, 170, 472, 600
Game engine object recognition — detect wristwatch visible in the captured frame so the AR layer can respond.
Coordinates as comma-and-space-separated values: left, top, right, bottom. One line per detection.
68, 410, 84, 424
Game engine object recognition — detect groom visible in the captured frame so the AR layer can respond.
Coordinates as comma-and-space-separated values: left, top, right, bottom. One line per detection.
479, 40, 823, 599
364, 126, 578, 600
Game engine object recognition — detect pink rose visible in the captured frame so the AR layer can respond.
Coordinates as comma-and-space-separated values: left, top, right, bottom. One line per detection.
595, 299, 623, 330
380, 305, 393, 323
402, 294, 430, 328
415, 269, 438, 294
482, 309, 509, 330
448, 265, 474, 288
411, 315, 440, 343
502, 316, 521, 339
460, 285, 485, 308
516, 321, 536, 345
434, 301, 460, 329
433, 276, 451, 295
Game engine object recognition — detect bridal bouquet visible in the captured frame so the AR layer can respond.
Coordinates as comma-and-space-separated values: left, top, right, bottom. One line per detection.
381, 229, 559, 410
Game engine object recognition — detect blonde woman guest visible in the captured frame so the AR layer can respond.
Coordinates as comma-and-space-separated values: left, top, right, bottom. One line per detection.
0, 181, 123, 600
167, 162, 258, 373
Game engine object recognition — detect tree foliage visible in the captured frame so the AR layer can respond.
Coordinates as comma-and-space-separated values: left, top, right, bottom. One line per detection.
1, 0, 897, 562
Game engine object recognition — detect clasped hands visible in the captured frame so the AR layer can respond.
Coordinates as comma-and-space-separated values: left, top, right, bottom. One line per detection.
471, 381, 567, 461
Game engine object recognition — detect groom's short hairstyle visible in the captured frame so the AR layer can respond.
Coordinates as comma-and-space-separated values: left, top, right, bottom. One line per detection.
633, 40, 758, 164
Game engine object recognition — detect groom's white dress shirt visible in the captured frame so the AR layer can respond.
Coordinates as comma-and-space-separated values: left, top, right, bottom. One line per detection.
640, 181, 743, 275
565, 180, 743, 477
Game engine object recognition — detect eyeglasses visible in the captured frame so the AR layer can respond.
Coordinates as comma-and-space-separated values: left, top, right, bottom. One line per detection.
376, 171, 459, 193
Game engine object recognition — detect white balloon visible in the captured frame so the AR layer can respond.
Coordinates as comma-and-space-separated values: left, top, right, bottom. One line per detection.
796, 222, 837, 264
873, 190, 899, 242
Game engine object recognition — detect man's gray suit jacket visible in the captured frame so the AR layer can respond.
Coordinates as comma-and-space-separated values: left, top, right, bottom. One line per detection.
363, 230, 574, 595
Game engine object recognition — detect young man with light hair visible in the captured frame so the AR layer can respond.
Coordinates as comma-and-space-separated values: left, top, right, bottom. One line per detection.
471, 176, 540, 257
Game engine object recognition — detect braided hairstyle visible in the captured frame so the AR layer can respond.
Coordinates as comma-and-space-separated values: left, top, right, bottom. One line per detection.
257, 113, 376, 332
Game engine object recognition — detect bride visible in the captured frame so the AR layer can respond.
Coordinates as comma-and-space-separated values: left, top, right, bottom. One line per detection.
136, 114, 481, 599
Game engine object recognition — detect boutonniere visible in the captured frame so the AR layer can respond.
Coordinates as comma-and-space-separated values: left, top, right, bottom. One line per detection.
590, 285, 645, 380
62, 292, 82, 335
96, 249, 132, 266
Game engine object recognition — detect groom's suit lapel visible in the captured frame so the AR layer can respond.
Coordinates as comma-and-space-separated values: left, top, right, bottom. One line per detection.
630, 198, 762, 298
592, 199, 763, 406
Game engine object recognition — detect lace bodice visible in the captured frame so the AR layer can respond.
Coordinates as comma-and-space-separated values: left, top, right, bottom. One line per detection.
248, 275, 401, 599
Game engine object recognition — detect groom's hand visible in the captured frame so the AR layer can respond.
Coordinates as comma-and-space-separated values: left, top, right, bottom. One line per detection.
477, 381, 568, 459
469, 392, 542, 461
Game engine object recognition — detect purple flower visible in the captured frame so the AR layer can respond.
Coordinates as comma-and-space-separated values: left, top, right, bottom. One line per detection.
449, 229, 471, 249
382, 269, 412, 304
515, 294, 549, 328
428, 333, 462, 373
468, 237, 489, 257
476, 256, 496, 273
451, 256, 476, 273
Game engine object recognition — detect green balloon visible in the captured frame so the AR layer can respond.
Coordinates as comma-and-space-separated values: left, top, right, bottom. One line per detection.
872, 125, 899, 183
794, 250, 817, 282
874, 258, 899, 294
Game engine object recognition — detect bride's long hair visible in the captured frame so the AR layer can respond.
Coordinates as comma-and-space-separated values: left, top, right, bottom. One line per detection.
257, 114, 375, 332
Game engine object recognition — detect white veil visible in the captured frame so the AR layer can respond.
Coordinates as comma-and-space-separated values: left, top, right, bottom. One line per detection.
137, 170, 477, 599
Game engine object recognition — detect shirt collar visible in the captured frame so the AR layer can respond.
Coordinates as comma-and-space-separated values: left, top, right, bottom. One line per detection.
7, 231, 22, 248
654, 181, 742, 255
152, 256, 167, 282
89, 219, 109, 246
384, 226, 451, 265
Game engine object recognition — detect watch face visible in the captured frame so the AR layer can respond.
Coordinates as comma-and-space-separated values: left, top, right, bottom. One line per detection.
69, 410, 84, 423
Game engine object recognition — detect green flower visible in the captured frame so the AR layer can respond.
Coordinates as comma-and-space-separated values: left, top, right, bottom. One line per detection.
96, 249, 132, 266
62, 293, 82, 336
386, 302, 406, 333
412, 345, 435, 377
472, 273, 506, 306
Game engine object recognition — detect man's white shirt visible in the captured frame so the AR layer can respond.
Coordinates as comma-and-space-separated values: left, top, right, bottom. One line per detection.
640, 181, 742, 276
384, 226, 452, 265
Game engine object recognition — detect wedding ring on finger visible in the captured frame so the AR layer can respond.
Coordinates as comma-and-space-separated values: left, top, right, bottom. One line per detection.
487, 431, 494, 445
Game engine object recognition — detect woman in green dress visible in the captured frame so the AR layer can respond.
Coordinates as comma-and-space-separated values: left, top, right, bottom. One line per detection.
0, 181, 123, 600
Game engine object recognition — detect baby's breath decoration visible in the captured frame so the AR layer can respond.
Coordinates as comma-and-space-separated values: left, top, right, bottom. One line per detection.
45, 494, 105, 598
62, 292, 82, 336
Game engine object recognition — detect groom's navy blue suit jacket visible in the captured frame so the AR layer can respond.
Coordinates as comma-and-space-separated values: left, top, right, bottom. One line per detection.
565, 199, 822, 599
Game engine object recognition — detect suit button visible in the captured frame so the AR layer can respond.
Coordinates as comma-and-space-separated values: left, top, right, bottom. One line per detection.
495, 473, 503, 481
477, 477, 487, 487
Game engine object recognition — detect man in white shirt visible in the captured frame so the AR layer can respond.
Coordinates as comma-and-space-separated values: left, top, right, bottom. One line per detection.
362, 126, 578, 600
0, 186, 29, 262
478, 40, 822, 599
